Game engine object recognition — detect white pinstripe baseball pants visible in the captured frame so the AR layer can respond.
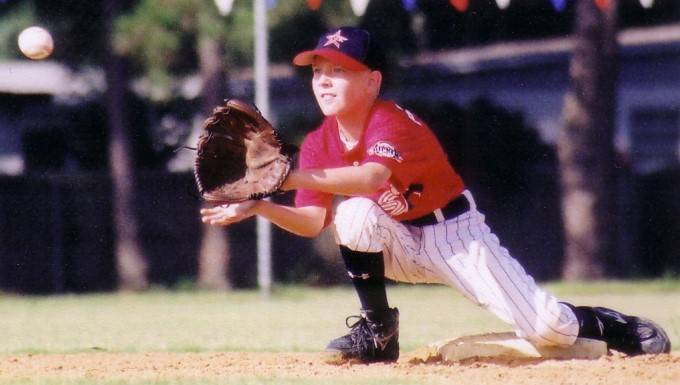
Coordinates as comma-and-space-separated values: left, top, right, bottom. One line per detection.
332, 191, 580, 347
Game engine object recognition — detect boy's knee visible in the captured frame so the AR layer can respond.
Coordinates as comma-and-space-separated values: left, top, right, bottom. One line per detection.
334, 198, 384, 252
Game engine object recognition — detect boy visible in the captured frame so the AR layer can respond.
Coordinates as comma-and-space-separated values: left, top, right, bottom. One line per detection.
201, 26, 671, 362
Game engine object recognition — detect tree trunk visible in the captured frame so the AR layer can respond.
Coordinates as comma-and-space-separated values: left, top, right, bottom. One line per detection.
197, 35, 231, 290
103, 0, 148, 290
558, 0, 619, 280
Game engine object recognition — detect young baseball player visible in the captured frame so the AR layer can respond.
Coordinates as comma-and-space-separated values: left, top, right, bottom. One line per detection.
201, 26, 671, 362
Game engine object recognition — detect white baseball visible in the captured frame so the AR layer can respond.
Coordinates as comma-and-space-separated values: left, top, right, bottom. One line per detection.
18, 26, 54, 60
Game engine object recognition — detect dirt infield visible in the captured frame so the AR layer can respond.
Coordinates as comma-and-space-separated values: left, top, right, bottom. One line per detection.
1, 351, 679, 384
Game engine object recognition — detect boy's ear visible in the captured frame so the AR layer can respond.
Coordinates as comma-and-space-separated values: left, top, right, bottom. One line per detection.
368, 70, 382, 92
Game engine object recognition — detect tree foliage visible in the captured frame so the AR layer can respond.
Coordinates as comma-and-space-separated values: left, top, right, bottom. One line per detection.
113, 0, 362, 87
114, 0, 250, 86
0, 1, 35, 60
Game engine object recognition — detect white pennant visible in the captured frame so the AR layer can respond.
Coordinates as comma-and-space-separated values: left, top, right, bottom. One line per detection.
214, 0, 234, 16
495, 0, 511, 9
640, 0, 654, 8
350, 0, 370, 17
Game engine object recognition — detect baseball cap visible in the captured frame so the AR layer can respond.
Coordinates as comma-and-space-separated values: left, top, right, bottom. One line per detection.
293, 26, 377, 72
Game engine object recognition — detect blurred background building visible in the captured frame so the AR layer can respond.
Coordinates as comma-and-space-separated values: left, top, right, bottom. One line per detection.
0, 0, 679, 293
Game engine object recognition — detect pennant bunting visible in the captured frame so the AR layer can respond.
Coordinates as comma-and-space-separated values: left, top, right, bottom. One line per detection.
214, 0, 234, 16
495, 0, 511, 10
350, 0, 370, 16
402, 0, 417, 12
550, 0, 567, 12
449, 0, 469, 12
594, 0, 610, 10
640, 0, 654, 8
307, 0, 322, 11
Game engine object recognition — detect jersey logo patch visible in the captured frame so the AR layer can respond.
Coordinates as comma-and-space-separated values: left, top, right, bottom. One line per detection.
368, 141, 403, 163
378, 185, 409, 216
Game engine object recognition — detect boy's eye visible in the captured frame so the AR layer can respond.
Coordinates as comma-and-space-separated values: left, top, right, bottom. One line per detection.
332, 67, 345, 74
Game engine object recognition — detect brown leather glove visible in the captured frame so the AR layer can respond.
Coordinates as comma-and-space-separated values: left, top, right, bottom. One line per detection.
194, 99, 292, 203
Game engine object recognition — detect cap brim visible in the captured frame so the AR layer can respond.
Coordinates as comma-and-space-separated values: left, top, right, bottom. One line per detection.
293, 48, 368, 71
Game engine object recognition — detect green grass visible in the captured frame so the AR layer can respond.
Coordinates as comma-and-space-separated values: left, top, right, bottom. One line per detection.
1, 280, 679, 354
1, 281, 679, 385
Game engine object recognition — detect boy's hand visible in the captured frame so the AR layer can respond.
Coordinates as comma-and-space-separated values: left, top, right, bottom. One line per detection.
200, 201, 258, 226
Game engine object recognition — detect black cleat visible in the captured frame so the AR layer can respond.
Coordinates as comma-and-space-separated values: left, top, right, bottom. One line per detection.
590, 307, 671, 356
325, 308, 399, 363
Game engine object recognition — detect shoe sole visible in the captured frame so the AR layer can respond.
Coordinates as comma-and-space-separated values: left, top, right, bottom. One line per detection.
322, 348, 399, 364
321, 349, 352, 365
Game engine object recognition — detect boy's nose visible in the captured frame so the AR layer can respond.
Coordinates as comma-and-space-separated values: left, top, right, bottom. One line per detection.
317, 75, 332, 87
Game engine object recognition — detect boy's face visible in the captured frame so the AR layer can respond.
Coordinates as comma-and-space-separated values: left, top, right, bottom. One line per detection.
311, 57, 376, 118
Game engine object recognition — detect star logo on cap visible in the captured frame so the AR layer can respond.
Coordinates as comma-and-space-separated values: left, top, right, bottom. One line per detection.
323, 30, 348, 49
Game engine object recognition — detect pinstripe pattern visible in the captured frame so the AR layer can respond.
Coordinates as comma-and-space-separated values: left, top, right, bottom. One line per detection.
333, 193, 579, 348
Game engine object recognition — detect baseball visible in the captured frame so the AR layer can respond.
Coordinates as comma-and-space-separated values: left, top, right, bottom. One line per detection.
18, 26, 54, 60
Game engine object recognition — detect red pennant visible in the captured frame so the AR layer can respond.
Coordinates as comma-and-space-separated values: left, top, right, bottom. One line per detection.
307, 0, 322, 11
449, 0, 469, 12
594, 0, 610, 10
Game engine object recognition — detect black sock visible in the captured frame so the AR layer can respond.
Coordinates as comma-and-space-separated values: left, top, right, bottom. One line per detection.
562, 302, 604, 339
339, 245, 390, 317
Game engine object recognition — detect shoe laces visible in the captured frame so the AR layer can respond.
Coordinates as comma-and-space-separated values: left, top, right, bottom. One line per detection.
345, 315, 376, 350
345, 314, 396, 352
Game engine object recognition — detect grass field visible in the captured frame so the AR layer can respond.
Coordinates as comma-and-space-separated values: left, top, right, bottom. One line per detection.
1, 280, 679, 384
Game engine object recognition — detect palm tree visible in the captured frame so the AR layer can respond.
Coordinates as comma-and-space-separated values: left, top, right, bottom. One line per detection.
103, 0, 148, 290
196, 34, 231, 290
113, 0, 238, 289
558, 0, 619, 280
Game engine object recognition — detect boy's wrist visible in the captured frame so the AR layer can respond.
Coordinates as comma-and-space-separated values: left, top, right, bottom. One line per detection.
250, 200, 264, 216
282, 170, 297, 191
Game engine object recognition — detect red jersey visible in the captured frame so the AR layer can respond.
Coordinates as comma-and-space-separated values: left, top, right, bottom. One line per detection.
295, 100, 465, 225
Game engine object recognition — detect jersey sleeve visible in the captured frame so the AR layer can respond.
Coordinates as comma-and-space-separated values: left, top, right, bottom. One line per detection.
363, 113, 427, 189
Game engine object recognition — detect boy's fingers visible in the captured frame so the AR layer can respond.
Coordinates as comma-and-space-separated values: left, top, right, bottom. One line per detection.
202, 210, 247, 224
200, 204, 231, 215
200, 207, 218, 215
201, 210, 224, 221
202, 212, 227, 222
200, 203, 251, 226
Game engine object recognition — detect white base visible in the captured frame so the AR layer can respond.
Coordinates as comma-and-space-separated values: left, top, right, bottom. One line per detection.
429, 332, 608, 362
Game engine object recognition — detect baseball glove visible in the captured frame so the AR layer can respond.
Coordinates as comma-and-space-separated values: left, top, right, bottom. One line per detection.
194, 99, 293, 203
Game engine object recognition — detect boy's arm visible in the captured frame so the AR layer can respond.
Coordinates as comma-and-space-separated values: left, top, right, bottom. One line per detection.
201, 200, 326, 238
283, 162, 391, 196
252, 201, 326, 237
201, 161, 389, 237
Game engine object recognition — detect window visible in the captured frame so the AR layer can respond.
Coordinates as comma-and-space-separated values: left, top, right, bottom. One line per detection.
630, 108, 680, 174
